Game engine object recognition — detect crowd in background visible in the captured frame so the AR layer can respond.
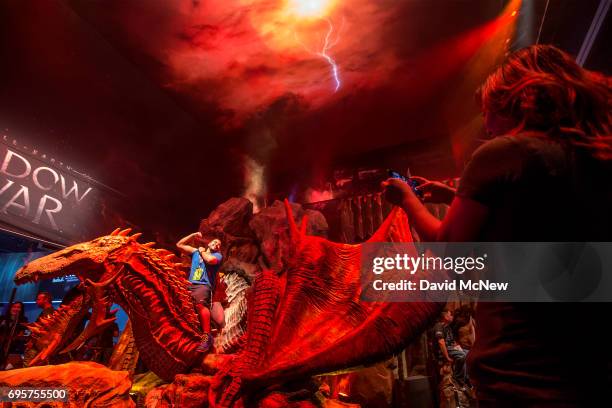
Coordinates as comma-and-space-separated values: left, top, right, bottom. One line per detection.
0, 291, 119, 370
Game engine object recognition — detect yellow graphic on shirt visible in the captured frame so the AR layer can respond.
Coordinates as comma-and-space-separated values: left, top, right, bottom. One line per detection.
193, 265, 204, 281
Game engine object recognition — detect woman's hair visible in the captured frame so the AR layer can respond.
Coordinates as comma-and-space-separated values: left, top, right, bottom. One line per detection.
477, 45, 612, 158
4, 301, 27, 323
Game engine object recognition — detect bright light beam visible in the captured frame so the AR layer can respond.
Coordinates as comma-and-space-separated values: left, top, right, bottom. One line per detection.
289, 0, 336, 18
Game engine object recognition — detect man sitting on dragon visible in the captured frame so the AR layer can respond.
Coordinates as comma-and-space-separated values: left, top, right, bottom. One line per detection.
177, 232, 225, 353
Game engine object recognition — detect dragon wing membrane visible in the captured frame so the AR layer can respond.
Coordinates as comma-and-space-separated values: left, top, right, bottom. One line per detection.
241, 202, 443, 387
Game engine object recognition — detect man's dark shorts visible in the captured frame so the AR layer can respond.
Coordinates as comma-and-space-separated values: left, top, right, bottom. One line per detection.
189, 284, 212, 308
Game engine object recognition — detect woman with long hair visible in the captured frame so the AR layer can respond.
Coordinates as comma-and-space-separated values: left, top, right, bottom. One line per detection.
1, 302, 27, 325
384, 45, 612, 406
0, 301, 29, 369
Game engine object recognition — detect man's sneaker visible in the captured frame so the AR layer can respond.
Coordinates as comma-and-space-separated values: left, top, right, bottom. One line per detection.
196, 333, 213, 353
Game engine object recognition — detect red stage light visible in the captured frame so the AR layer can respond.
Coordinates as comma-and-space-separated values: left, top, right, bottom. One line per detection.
511, 10, 518, 17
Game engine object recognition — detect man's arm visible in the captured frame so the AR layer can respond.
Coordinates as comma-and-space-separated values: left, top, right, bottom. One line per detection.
200, 252, 221, 265
176, 232, 201, 255
438, 338, 453, 363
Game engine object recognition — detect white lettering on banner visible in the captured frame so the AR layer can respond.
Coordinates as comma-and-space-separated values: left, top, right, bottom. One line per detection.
1, 150, 31, 178
60, 175, 92, 203
0, 179, 14, 196
0, 147, 94, 232
33, 195, 62, 230
33, 167, 59, 191
1, 184, 30, 216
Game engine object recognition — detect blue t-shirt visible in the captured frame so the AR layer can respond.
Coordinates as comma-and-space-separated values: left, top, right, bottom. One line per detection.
189, 250, 222, 287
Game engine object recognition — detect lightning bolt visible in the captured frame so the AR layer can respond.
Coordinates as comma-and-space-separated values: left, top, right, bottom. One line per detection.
319, 19, 341, 92
295, 18, 343, 92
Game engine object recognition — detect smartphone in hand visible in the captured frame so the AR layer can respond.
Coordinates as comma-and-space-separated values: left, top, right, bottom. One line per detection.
387, 169, 424, 199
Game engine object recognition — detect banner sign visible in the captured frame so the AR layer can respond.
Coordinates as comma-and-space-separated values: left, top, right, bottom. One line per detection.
0, 136, 120, 245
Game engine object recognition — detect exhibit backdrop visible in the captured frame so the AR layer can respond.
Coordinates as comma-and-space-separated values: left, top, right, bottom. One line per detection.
0, 135, 123, 245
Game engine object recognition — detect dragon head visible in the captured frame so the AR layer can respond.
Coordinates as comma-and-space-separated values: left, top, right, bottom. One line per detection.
13, 228, 150, 365
15, 228, 141, 285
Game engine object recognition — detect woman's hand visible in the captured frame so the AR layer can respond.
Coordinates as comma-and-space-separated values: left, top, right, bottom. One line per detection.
382, 176, 445, 242
381, 178, 415, 206
411, 176, 456, 205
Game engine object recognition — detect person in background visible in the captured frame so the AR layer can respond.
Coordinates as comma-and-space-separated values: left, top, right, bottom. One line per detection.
34, 292, 55, 322
176, 232, 224, 353
0, 302, 29, 369
22, 292, 56, 366
0, 302, 28, 332
384, 45, 611, 407
98, 309, 120, 364
451, 305, 476, 351
434, 308, 469, 387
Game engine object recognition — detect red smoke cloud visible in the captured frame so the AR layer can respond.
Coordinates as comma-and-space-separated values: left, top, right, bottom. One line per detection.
131, 0, 404, 125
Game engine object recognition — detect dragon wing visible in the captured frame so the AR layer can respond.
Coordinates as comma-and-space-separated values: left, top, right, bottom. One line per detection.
239, 200, 443, 388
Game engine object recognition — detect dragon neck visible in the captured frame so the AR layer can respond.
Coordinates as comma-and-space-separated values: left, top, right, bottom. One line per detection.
108, 247, 203, 380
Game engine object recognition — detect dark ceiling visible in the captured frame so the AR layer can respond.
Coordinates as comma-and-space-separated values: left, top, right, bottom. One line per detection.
0, 0, 609, 240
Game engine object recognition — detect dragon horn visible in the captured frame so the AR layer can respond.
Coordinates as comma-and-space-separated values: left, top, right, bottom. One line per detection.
118, 228, 132, 236
60, 291, 116, 354
110, 228, 121, 236
142, 242, 156, 247
284, 199, 300, 242
130, 232, 142, 241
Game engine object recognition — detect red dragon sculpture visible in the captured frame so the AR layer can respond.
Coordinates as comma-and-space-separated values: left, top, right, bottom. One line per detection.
9, 201, 442, 407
